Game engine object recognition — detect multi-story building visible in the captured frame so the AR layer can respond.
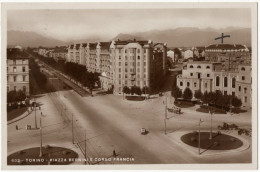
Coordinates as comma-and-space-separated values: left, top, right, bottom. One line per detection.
176, 61, 251, 107
7, 47, 30, 96
67, 40, 167, 94
51, 47, 68, 61
205, 44, 251, 70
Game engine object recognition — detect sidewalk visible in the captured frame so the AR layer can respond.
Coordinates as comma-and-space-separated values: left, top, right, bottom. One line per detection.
8, 108, 33, 125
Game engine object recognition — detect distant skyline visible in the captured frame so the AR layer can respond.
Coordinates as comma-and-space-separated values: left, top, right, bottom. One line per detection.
7, 8, 251, 41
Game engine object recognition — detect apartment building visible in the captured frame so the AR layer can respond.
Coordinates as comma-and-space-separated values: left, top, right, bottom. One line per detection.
67, 40, 167, 94
205, 44, 251, 70
7, 47, 30, 96
176, 61, 251, 107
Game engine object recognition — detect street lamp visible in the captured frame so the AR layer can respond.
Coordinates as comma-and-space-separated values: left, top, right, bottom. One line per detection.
39, 116, 43, 157
198, 118, 203, 155
208, 103, 215, 140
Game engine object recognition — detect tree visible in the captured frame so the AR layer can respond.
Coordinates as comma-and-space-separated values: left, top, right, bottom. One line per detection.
135, 87, 142, 96
194, 90, 203, 100
123, 86, 130, 95
131, 86, 137, 95
172, 86, 182, 99
232, 96, 242, 108
174, 48, 182, 63
183, 87, 193, 100
142, 86, 149, 95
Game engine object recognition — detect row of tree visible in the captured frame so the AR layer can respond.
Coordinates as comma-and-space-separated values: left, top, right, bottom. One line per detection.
172, 86, 242, 108
7, 90, 26, 103
31, 52, 100, 94
123, 86, 149, 96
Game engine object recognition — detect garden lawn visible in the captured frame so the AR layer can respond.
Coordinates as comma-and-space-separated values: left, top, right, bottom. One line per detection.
7, 107, 28, 121
181, 132, 243, 150
7, 146, 78, 165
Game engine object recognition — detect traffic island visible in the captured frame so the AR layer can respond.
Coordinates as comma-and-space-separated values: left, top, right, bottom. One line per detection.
180, 132, 243, 150
7, 146, 78, 165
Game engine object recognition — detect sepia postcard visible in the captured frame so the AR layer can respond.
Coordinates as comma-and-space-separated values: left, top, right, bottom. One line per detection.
1, 2, 258, 170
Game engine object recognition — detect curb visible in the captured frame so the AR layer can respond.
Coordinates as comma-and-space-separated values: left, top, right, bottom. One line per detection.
8, 108, 33, 125
167, 130, 251, 157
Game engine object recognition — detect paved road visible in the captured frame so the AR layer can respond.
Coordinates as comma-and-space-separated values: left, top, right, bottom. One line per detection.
59, 90, 252, 164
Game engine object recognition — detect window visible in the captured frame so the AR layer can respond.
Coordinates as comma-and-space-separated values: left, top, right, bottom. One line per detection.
119, 80, 121, 84
119, 62, 121, 66
244, 96, 247, 103
197, 65, 201, 69
125, 68, 128, 72
119, 49, 122, 53
241, 67, 245, 71
119, 68, 121, 72
125, 80, 127, 85
23, 86, 26, 93
144, 68, 146, 72
205, 83, 207, 88
125, 74, 128, 78
224, 77, 228, 87
137, 49, 140, 53
125, 62, 128, 66
119, 74, 121, 78
14, 76, 17, 82
239, 86, 241, 92
232, 78, 236, 88
23, 75, 26, 81
190, 65, 193, 68
180, 82, 183, 86
216, 76, 220, 86
138, 62, 140, 66
207, 74, 210, 77
244, 87, 247, 93
190, 73, 193, 76
125, 49, 127, 53
144, 62, 146, 66
119, 56, 121, 60
13, 67, 17, 72
22, 66, 25, 72
187, 82, 190, 87
242, 76, 245, 80
206, 66, 210, 69
137, 68, 140, 72
125, 56, 127, 60
138, 56, 140, 60
194, 82, 197, 87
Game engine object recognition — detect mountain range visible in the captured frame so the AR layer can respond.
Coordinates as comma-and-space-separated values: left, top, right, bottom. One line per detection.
7, 27, 251, 48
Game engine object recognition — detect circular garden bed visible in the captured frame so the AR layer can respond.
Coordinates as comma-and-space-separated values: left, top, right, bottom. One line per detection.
181, 132, 243, 150
7, 146, 78, 165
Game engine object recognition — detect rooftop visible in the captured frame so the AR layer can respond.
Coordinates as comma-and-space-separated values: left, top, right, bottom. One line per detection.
205, 44, 247, 50
100, 42, 111, 50
7, 48, 29, 59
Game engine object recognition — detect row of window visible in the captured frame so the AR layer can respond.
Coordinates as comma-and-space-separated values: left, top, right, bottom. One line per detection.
7, 75, 27, 82
119, 68, 146, 73
7, 66, 26, 73
7, 86, 27, 93
189, 65, 210, 69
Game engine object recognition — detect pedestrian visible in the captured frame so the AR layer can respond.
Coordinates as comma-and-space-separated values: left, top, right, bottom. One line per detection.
16, 125, 18, 130
113, 150, 116, 157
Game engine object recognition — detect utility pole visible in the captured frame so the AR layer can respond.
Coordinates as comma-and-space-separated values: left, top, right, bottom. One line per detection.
85, 130, 87, 165
198, 118, 203, 155
39, 117, 43, 157
72, 114, 74, 144
34, 97, 37, 129
164, 93, 168, 135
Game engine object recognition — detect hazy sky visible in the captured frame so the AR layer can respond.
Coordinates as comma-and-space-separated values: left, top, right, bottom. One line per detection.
7, 8, 251, 41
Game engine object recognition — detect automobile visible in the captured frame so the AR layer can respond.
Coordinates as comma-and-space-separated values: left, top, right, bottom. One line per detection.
141, 128, 147, 135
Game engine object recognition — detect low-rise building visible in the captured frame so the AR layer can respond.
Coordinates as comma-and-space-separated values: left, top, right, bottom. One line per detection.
7, 47, 30, 96
176, 61, 251, 107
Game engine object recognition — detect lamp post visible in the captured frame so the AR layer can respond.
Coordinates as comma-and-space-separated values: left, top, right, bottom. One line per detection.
34, 97, 38, 129
164, 93, 168, 135
39, 117, 43, 157
198, 118, 203, 155
208, 103, 215, 140
72, 114, 74, 144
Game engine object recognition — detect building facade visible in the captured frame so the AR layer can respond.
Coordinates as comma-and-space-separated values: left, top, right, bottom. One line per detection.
176, 62, 251, 107
7, 48, 30, 96
67, 40, 167, 94
205, 44, 251, 70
